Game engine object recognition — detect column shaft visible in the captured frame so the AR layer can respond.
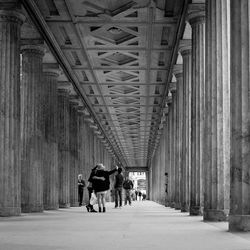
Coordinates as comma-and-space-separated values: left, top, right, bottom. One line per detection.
188, 7, 205, 215
173, 69, 183, 210
43, 71, 59, 210
58, 90, 70, 208
180, 42, 192, 212
69, 104, 79, 207
229, 0, 250, 231
21, 45, 44, 212
0, 9, 24, 216
203, 0, 230, 221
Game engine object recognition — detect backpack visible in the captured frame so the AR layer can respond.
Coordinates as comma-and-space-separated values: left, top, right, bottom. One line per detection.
123, 180, 132, 189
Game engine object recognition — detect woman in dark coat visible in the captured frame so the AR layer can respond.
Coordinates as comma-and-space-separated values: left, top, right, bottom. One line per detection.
86, 166, 98, 212
92, 163, 118, 212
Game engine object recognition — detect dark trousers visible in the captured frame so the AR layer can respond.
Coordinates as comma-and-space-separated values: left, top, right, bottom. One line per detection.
78, 190, 83, 205
125, 189, 131, 205
115, 187, 123, 207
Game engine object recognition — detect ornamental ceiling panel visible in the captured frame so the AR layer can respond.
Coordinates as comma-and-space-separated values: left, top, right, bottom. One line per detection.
28, 0, 186, 168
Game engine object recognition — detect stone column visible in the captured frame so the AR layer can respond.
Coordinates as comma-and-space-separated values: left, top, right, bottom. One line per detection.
203, 0, 230, 221
43, 66, 59, 210
173, 65, 183, 210
21, 44, 45, 212
69, 103, 79, 207
187, 4, 205, 215
0, 7, 25, 216
169, 82, 177, 208
57, 89, 70, 208
179, 40, 192, 212
165, 105, 171, 206
229, 0, 250, 232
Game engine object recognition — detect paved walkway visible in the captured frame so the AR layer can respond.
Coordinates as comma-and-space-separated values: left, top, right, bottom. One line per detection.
0, 201, 250, 250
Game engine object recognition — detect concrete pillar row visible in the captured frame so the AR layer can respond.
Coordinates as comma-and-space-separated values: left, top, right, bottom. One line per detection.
173, 65, 183, 210
187, 3, 205, 216
168, 82, 177, 208
0, 7, 25, 216
21, 44, 45, 213
229, 0, 250, 232
43, 67, 59, 210
203, 0, 230, 222
57, 89, 70, 208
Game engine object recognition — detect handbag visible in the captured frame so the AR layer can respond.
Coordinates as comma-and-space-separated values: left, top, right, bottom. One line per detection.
90, 192, 97, 205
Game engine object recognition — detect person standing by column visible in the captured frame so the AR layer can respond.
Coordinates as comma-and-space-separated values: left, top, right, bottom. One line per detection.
114, 168, 124, 208
78, 174, 85, 206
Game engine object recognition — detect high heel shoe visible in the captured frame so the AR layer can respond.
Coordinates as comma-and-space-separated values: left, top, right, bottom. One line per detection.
90, 209, 97, 213
86, 205, 90, 212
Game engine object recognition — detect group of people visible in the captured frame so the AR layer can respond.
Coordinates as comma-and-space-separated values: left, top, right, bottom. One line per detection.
77, 163, 134, 213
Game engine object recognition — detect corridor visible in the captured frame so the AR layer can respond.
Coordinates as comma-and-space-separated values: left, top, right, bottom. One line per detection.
1, 201, 250, 250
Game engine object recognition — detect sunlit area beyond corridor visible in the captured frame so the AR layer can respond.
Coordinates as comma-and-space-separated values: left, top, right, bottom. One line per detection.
1, 201, 250, 250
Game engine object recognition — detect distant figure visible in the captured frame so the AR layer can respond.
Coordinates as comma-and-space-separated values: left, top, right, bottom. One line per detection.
92, 164, 118, 212
114, 167, 124, 208
78, 174, 85, 206
135, 190, 138, 201
142, 193, 146, 200
123, 177, 133, 205
138, 190, 142, 201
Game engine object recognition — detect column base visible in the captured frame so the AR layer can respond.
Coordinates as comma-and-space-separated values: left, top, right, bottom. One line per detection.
44, 205, 59, 210
181, 204, 189, 212
0, 207, 21, 217
21, 204, 43, 213
70, 202, 79, 207
175, 203, 181, 210
59, 203, 70, 208
170, 202, 175, 208
190, 206, 202, 216
229, 215, 250, 232
203, 209, 228, 221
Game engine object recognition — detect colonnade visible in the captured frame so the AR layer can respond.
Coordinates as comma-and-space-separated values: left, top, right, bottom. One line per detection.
0, 4, 115, 216
150, 0, 250, 231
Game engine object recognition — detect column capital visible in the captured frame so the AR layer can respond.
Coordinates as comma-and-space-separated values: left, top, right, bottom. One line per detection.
21, 44, 45, 57
0, 9, 25, 24
179, 39, 192, 56
57, 88, 70, 96
168, 82, 177, 93
43, 63, 60, 77
187, 4, 205, 26
173, 64, 183, 79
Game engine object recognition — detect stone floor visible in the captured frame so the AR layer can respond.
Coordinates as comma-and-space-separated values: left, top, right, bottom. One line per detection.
0, 201, 250, 250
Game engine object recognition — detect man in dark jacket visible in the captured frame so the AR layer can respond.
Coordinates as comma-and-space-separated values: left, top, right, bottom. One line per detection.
114, 168, 124, 208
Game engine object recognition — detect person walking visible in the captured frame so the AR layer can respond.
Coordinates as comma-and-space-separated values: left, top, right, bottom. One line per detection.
114, 167, 124, 208
92, 164, 118, 212
123, 176, 133, 206
78, 174, 85, 206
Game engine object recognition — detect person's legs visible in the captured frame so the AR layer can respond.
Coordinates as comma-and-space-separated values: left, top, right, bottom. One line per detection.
128, 190, 132, 205
119, 188, 122, 207
97, 192, 102, 212
114, 188, 118, 208
101, 193, 106, 212
124, 190, 128, 205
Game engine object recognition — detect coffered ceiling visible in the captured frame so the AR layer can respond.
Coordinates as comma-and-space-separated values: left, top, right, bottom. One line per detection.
22, 0, 187, 168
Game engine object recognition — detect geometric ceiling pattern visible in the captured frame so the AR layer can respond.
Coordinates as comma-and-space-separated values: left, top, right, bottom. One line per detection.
25, 0, 184, 168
